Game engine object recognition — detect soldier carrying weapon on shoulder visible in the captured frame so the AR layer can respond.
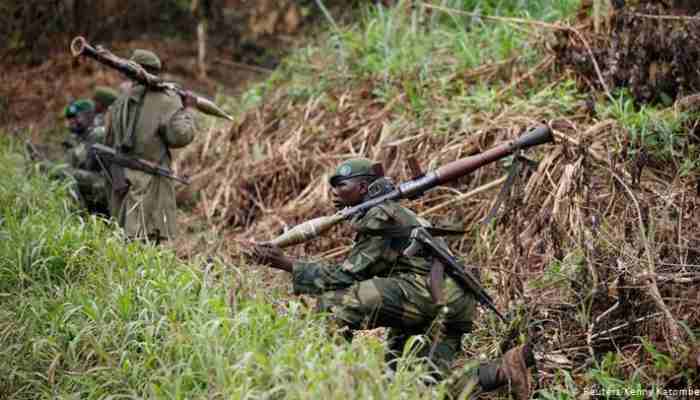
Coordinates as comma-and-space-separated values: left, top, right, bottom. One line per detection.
244, 158, 537, 399
103, 49, 198, 243
71, 36, 233, 244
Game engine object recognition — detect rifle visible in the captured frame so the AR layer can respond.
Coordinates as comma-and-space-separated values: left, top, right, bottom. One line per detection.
70, 36, 233, 122
406, 226, 508, 322
261, 125, 554, 248
90, 143, 191, 185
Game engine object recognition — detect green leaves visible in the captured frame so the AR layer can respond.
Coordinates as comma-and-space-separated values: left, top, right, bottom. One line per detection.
0, 137, 439, 399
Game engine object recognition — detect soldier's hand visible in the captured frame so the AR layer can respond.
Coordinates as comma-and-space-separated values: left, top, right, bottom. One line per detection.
251, 243, 283, 263
241, 241, 294, 273
180, 90, 197, 109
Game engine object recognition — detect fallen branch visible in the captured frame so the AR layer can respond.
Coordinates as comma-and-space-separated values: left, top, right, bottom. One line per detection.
215, 58, 274, 74
590, 312, 663, 340
627, 12, 700, 21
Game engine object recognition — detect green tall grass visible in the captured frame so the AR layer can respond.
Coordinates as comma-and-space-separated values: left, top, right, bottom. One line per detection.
0, 137, 442, 398
244, 0, 583, 126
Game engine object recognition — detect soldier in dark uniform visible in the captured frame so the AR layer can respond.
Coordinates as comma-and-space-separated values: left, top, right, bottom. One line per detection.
247, 158, 536, 399
34, 99, 109, 215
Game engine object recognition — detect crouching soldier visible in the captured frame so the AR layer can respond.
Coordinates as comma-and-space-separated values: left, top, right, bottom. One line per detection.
30, 99, 109, 215
246, 158, 537, 399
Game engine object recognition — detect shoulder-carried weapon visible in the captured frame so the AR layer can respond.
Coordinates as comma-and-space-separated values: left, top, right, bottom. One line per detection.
90, 143, 190, 185
261, 125, 554, 248
70, 36, 233, 122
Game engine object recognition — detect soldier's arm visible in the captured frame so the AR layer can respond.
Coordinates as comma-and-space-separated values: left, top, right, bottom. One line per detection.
291, 208, 394, 295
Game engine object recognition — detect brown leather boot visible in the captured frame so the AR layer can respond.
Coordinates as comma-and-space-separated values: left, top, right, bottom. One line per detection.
477, 344, 535, 400
500, 343, 535, 399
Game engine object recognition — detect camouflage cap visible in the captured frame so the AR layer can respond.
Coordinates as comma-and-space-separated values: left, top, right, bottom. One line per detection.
64, 99, 95, 118
329, 158, 381, 186
130, 49, 162, 72
93, 86, 119, 108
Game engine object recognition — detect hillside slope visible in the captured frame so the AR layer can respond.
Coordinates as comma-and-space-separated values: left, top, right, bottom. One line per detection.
175, 0, 700, 395
2, 0, 699, 398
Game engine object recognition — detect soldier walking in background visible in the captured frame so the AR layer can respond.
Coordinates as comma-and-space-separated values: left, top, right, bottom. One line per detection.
104, 49, 198, 243
246, 158, 536, 400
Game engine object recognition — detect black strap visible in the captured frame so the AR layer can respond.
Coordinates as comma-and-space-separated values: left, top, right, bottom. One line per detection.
482, 154, 539, 225
123, 88, 148, 152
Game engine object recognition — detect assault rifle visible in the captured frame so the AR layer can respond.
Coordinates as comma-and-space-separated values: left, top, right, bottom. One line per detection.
70, 36, 233, 122
90, 143, 190, 185
408, 226, 508, 322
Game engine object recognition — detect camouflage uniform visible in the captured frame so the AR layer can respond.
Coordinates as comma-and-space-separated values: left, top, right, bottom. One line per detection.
104, 49, 197, 241
61, 126, 109, 214
293, 158, 477, 376
292, 159, 535, 399
42, 99, 108, 214
293, 199, 476, 374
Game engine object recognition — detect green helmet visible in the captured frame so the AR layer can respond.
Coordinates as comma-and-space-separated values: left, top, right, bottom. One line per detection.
64, 99, 95, 118
329, 158, 380, 186
93, 86, 119, 108
130, 49, 162, 72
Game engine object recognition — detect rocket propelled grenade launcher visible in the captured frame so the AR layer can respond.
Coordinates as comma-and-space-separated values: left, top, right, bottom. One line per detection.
263, 125, 554, 248
70, 36, 234, 121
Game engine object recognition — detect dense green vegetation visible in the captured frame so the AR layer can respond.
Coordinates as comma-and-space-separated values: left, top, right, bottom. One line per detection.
3, 0, 698, 398
0, 137, 442, 398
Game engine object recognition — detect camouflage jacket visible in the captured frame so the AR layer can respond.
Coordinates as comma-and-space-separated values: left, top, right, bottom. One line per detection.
62, 127, 106, 171
292, 201, 437, 295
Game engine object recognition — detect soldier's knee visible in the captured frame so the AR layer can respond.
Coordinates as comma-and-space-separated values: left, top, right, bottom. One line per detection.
355, 280, 383, 310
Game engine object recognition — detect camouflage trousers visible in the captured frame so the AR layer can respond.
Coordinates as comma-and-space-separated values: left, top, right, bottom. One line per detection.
41, 162, 108, 215
317, 273, 476, 377
69, 168, 108, 214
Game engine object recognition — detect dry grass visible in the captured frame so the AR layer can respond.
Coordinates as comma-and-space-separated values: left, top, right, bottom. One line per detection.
170, 2, 700, 392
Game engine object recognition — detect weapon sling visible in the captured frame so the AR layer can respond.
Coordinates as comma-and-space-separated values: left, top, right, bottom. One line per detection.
110, 88, 147, 200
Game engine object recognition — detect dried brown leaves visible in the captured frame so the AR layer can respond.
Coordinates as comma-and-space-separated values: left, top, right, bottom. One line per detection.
554, 0, 700, 104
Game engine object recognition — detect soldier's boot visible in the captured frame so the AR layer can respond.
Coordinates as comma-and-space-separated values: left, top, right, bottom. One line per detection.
478, 344, 535, 400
